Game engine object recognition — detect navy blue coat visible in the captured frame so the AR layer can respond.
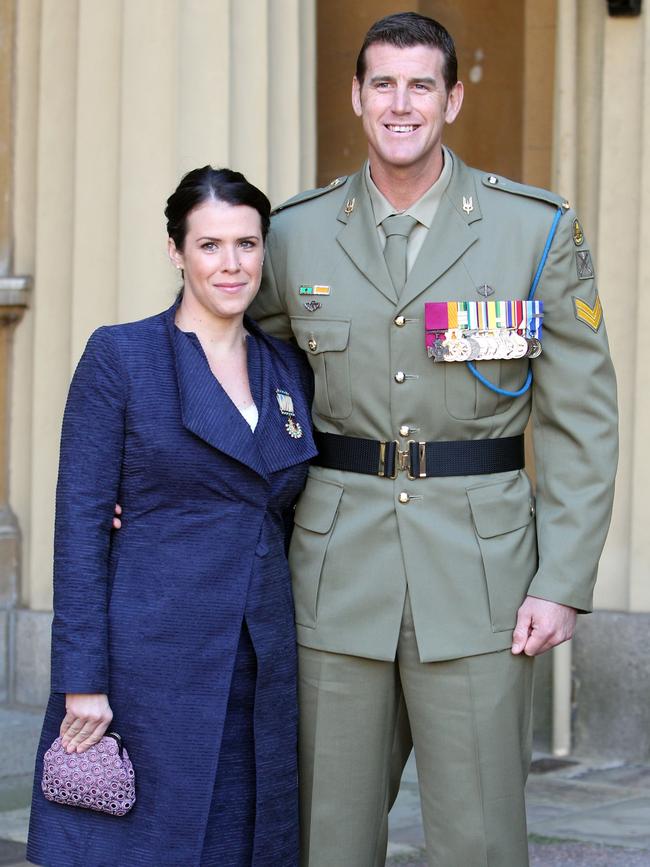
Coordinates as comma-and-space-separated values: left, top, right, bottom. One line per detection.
27, 304, 316, 867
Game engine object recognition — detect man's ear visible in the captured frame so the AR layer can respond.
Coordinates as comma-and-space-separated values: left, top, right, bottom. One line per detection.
444, 81, 464, 126
351, 76, 363, 118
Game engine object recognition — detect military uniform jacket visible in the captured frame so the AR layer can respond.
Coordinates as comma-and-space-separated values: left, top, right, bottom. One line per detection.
249, 150, 618, 663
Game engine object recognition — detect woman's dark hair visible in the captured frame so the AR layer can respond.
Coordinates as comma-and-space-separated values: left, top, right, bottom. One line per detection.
355, 12, 458, 93
165, 166, 271, 252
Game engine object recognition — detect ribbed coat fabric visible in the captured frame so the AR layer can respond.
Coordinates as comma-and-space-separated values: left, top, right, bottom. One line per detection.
26, 304, 316, 867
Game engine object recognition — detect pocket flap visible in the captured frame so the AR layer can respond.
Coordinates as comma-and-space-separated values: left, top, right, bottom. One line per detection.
294, 476, 344, 534
290, 317, 351, 354
467, 476, 534, 538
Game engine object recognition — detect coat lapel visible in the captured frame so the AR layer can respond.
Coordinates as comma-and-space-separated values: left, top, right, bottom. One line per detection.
398, 153, 482, 311
335, 170, 399, 305
246, 318, 318, 475
166, 306, 270, 480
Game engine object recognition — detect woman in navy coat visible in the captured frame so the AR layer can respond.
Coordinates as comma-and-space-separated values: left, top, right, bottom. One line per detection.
27, 167, 316, 867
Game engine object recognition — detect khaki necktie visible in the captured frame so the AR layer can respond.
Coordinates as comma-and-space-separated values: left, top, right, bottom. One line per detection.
381, 214, 418, 293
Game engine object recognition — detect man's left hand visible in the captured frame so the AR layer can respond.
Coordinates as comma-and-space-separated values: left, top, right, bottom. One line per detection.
511, 596, 577, 656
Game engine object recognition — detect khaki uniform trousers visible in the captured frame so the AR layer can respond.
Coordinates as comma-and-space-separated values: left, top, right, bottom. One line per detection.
298, 593, 534, 867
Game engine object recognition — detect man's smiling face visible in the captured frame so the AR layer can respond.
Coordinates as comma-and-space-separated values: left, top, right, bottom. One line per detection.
351, 42, 463, 179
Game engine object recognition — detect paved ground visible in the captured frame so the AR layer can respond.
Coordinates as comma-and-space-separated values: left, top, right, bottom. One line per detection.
386, 752, 650, 865
2, 707, 650, 866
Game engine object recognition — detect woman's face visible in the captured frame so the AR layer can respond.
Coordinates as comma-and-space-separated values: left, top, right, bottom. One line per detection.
168, 198, 264, 324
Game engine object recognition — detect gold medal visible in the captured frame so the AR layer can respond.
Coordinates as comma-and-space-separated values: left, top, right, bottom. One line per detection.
276, 388, 303, 439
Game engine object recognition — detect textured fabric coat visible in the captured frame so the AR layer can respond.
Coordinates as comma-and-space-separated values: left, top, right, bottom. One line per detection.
27, 304, 316, 867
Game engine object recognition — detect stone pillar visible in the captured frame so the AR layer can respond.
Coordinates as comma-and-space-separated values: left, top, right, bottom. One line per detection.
9, 0, 317, 705
550, 1, 650, 760
0, 279, 30, 703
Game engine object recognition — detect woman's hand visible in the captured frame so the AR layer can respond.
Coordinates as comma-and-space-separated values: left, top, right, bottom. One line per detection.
60, 693, 113, 754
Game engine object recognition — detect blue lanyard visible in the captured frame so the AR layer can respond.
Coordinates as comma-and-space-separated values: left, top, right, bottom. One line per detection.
465, 206, 563, 398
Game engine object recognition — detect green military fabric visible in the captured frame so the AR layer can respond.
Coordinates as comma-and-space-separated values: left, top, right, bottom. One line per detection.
298, 595, 534, 867
381, 213, 418, 292
250, 149, 618, 665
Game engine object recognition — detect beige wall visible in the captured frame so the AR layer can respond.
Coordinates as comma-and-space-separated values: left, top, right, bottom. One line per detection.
10, 0, 316, 610
8, 0, 648, 619
552, 1, 649, 614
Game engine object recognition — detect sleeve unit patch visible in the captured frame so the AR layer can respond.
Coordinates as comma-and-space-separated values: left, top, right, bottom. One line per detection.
573, 294, 603, 332
576, 250, 594, 280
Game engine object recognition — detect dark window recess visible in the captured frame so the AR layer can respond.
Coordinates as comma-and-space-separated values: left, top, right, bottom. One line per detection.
607, 0, 642, 15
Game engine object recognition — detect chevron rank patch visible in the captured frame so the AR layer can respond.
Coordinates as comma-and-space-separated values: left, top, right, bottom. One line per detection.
576, 250, 594, 280
573, 293, 603, 332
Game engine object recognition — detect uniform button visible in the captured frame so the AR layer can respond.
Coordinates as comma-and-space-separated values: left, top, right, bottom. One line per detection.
529, 501, 536, 518
488, 175, 498, 185
394, 371, 406, 383
394, 315, 406, 327
398, 492, 410, 504
308, 337, 318, 351
399, 424, 410, 437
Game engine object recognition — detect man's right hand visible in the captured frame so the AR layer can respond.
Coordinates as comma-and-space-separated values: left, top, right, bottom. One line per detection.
113, 503, 122, 529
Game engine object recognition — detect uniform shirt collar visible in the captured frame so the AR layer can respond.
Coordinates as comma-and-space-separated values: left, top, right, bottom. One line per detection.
365, 146, 453, 229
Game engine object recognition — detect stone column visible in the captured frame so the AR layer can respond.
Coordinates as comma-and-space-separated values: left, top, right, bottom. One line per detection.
9, 0, 317, 705
0, 279, 30, 703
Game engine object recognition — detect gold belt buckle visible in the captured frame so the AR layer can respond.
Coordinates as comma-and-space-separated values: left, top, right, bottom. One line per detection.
407, 441, 427, 480
378, 440, 400, 479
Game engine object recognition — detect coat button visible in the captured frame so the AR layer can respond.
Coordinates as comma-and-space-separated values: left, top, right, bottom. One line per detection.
398, 492, 410, 504
394, 371, 406, 383
394, 315, 406, 327
529, 501, 536, 518
399, 424, 410, 437
308, 337, 318, 351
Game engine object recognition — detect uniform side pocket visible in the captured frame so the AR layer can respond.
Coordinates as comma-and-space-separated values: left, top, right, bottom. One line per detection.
290, 317, 352, 419
289, 476, 344, 628
467, 473, 537, 632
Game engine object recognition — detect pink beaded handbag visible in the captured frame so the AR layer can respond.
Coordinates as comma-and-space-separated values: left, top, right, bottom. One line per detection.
41, 731, 136, 816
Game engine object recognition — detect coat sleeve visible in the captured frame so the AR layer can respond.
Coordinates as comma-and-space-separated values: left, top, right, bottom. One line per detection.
50, 327, 126, 694
526, 209, 618, 611
248, 225, 294, 341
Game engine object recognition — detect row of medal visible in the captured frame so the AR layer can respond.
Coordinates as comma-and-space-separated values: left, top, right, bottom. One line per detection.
424, 300, 544, 363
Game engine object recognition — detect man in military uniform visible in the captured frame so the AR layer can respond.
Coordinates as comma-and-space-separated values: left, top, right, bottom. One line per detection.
249, 12, 617, 867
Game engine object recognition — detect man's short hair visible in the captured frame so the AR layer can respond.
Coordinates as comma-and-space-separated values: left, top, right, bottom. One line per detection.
355, 12, 458, 93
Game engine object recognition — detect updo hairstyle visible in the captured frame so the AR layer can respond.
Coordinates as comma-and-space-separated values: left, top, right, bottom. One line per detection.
165, 166, 271, 252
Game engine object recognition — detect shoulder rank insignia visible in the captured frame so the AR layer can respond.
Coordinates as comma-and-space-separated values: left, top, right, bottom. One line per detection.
576, 250, 594, 280
573, 219, 584, 246
573, 293, 603, 332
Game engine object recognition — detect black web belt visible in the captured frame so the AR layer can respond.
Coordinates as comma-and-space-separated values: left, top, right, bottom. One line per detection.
313, 432, 525, 479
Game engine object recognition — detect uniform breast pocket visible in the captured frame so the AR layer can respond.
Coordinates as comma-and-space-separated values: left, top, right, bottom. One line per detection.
288, 476, 344, 628
467, 472, 537, 632
444, 357, 531, 420
290, 317, 352, 419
